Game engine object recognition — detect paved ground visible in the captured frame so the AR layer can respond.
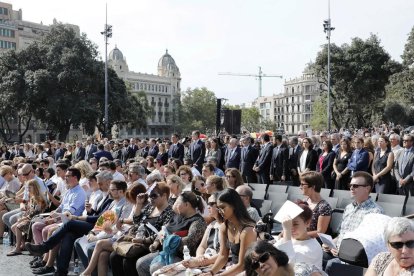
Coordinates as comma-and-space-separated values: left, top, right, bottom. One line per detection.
0, 242, 81, 276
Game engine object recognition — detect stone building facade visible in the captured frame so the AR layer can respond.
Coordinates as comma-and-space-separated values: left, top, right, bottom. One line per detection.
108, 46, 181, 139
253, 65, 323, 135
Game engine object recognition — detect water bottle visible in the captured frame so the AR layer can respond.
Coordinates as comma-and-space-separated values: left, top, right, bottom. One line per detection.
3, 233, 10, 246
136, 224, 146, 239
73, 259, 80, 274
183, 245, 191, 261
185, 268, 193, 276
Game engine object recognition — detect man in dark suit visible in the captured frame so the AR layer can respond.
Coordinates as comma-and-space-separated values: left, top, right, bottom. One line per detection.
54, 142, 65, 161
189, 130, 205, 173
395, 134, 414, 195
240, 136, 259, 183
288, 136, 302, 186
128, 138, 139, 159
270, 135, 289, 183
93, 144, 113, 161
139, 140, 149, 159
168, 133, 184, 163
253, 134, 273, 185
85, 138, 97, 161
148, 138, 159, 158
224, 138, 241, 169
74, 140, 86, 162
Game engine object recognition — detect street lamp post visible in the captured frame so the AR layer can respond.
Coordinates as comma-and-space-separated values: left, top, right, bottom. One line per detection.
323, 0, 334, 131
101, 4, 112, 137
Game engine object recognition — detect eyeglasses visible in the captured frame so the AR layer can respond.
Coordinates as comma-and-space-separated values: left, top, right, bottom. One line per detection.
349, 184, 370, 189
389, 240, 414, 250
207, 202, 217, 207
251, 252, 271, 270
300, 182, 309, 187
403, 140, 412, 142
149, 193, 160, 199
109, 188, 119, 192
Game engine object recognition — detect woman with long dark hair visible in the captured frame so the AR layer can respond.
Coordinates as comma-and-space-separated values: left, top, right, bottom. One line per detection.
316, 140, 336, 189
333, 138, 353, 190
372, 135, 394, 194
297, 138, 318, 174
205, 188, 256, 275
136, 191, 207, 275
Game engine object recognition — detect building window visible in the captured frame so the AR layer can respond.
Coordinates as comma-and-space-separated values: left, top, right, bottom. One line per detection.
305, 95, 311, 102
305, 114, 311, 122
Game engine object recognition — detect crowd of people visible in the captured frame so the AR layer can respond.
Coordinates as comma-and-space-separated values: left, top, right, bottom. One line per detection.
0, 126, 413, 276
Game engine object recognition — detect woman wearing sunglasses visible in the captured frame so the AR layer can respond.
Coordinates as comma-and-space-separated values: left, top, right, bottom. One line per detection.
108, 182, 174, 276
224, 168, 244, 189
136, 191, 207, 275
201, 188, 256, 276
275, 203, 323, 270
244, 240, 294, 276
182, 192, 224, 269
244, 241, 326, 276
366, 217, 414, 276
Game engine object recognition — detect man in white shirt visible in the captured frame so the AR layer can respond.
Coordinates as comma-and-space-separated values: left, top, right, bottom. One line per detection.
109, 161, 125, 181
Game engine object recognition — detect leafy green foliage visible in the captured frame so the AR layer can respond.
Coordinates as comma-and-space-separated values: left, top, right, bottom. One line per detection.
0, 24, 151, 142
314, 34, 401, 129
179, 87, 217, 135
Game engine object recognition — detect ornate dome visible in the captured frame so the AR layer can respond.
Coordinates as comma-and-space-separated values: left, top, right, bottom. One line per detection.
158, 49, 179, 75
108, 45, 124, 61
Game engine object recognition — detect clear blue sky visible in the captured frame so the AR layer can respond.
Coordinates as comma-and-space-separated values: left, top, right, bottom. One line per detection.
12, 0, 414, 105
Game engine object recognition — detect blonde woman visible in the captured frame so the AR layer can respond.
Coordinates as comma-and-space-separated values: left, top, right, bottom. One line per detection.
74, 160, 93, 192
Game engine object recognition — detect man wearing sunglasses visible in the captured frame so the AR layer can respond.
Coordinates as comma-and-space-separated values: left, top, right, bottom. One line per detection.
323, 171, 383, 273
395, 134, 414, 196
2, 164, 48, 235
26, 171, 114, 275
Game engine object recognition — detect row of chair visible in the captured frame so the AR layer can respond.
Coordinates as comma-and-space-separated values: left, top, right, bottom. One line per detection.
249, 183, 411, 217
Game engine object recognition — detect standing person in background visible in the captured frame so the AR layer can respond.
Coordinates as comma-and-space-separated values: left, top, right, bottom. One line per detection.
189, 130, 206, 173
347, 137, 369, 177
74, 141, 86, 162
168, 134, 185, 163
330, 133, 341, 154
156, 143, 169, 166
316, 140, 335, 189
206, 138, 222, 168
148, 138, 159, 158
297, 138, 318, 174
224, 138, 241, 170
289, 136, 302, 186
364, 137, 376, 173
85, 138, 97, 162
253, 134, 273, 186
239, 137, 259, 184
333, 138, 353, 190
372, 136, 394, 194
395, 134, 414, 196
270, 135, 289, 183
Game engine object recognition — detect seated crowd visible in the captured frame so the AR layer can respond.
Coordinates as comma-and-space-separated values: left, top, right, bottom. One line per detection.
0, 128, 413, 276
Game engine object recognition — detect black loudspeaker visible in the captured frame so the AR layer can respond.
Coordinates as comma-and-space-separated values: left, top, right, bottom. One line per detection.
222, 109, 241, 135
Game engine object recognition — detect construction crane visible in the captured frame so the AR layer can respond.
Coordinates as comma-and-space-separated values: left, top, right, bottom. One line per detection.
219, 66, 282, 98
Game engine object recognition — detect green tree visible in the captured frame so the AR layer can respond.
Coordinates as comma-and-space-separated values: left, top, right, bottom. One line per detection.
179, 87, 216, 135
11, 24, 152, 141
314, 34, 401, 129
0, 43, 47, 143
310, 95, 328, 130
385, 26, 414, 118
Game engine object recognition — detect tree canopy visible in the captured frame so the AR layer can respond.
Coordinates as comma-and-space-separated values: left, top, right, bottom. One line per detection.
179, 87, 217, 135
314, 34, 401, 129
0, 24, 151, 142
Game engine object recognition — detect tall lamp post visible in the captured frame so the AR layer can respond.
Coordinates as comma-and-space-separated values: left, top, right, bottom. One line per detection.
101, 4, 112, 137
323, 0, 334, 131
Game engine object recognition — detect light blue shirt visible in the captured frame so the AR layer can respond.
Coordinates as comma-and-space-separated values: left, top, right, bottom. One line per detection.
56, 184, 86, 216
